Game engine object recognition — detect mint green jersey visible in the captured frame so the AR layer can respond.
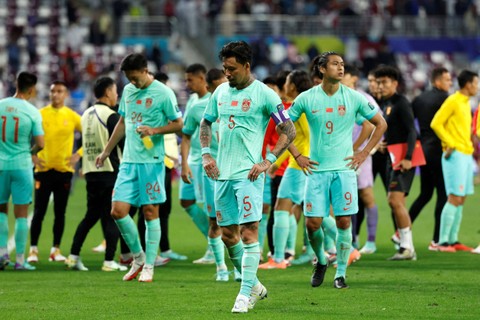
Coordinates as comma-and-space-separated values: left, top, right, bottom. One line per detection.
119, 80, 181, 163
288, 84, 377, 172
0, 97, 43, 170
204, 80, 283, 180
182, 93, 211, 165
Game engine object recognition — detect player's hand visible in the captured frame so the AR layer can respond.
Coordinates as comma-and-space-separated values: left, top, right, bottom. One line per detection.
444, 147, 454, 160
295, 155, 318, 175
248, 160, 270, 182
344, 150, 368, 171
267, 163, 278, 178
32, 155, 45, 170
69, 153, 81, 167
203, 154, 219, 180
136, 125, 154, 138
394, 159, 413, 172
181, 163, 193, 184
95, 151, 109, 169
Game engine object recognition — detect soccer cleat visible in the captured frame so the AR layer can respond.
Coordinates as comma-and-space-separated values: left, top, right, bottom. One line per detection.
291, 252, 315, 265
160, 250, 188, 261
216, 268, 229, 282
0, 254, 8, 270
65, 257, 89, 271
348, 248, 361, 266
192, 249, 215, 264
249, 282, 268, 309
437, 243, 456, 253
359, 241, 377, 254
92, 241, 106, 253
471, 245, 480, 254
122, 252, 145, 281
311, 263, 328, 287
428, 241, 439, 251
258, 258, 288, 270
49, 248, 66, 262
451, 242, 473, 252
391, 232, 401, 250
138, 265, 154, 282
14, 262, 36, 271
234, 268, 242, 282
102, 261, 127, 272
27, 248, 39, 263
231, 294, 249, 313
388, 248, 417, 261
154, 255, 171, 267
333, 276, 349, 289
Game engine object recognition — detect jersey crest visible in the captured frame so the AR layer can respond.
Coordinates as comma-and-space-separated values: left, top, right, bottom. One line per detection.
338, 105, 346, 116
241, 99, 251, 112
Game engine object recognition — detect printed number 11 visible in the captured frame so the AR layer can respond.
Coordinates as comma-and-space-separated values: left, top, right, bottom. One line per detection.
1, 116, 20, 143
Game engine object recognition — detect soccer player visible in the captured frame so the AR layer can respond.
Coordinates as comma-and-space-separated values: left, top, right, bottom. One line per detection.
179, 64, 213, 264
28, 80, 82, 263
200, 41, 295, 313
431, 69, 479, 252
288, 52, 386, 289
65, 77, 127, 272
375, 65, 417, 260
409, 67, 452, 251
259, 70, 314, 269
0, 72, 44, 271
96, 53, 182, 282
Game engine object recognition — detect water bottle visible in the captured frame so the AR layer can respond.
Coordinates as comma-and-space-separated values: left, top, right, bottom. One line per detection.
137, 122, 154, 150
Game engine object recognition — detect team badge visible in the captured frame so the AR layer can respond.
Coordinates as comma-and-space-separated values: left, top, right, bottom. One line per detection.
216, 210, 222, 222
241, 99, 251, 112
146, 98, 153, 108
306, 202, 312, 212
338, 105, 346, 116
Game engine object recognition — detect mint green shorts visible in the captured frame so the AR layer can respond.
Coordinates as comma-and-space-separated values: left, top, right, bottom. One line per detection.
277, 167, 305, 204
442, 150, 474, 196
0, 169, 33, 205
179, 163, 204, 202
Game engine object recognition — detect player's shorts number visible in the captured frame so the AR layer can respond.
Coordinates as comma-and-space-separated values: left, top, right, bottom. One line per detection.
344, 192, 352, 205
243, 196, 252, 211
146, 181, 161, 197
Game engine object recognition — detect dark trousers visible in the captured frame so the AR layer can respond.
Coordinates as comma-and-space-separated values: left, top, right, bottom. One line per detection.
267, 175, 283, 255
409, 157, 446, 243
30, 170, 73, 246
120, 167, 172, 254
70, 180, 120, 261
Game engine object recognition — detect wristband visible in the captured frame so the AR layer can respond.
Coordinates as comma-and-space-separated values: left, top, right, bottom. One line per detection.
201, 147, 211, 156
294, 153, 302, 160
266, 153, 277, 164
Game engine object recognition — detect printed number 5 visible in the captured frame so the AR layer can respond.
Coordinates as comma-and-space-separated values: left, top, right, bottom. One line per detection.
326, 121, 333, 134
243, 196, 252, 211
228, 115, 235, 129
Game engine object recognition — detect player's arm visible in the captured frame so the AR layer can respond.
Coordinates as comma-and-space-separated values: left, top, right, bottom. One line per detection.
180, 133, 193, 184
31, 134, 45, 156
96, 116, 126, 168
200, 118, 219, 180
431, 99, 455, 158
353, 121, 375, 151
137, 118, 183, 137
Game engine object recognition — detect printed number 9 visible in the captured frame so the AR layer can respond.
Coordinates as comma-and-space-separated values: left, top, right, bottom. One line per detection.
326, 121, 333, 134
344, 192, 352, 205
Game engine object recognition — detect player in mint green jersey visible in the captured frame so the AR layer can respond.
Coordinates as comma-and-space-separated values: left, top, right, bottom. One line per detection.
0, 72, 44, 271
200, 41, 296, 313
288, 52, 387, 289
96, 53, 182, 283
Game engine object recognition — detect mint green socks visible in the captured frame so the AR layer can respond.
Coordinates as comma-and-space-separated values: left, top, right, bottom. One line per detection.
0, 213, 8, 255
145, 218, 160, 266
449, 205, 463, 244
322, 215, 337, 253
208, 235, 226, 269
308, 227, 327, 265
335, 226, 352, 279
273, 210, 289, 262
115, 215, 142, 255
240, 242, 260, 297
186, 204, 209, 238
258, 213, 269, 252
286, 214, 297, 255
14, 217, 28, 255
439, 202, 457, 244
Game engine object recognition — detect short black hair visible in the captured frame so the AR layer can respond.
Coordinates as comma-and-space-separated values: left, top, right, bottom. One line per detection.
120, 53, 148, 71
288, 70, 312, 94
317, 51, 341, 70
218, 41, 252, 65
276, 70, 291, 91
51, 80, 68, 89
262, 76, 277, 86
457, 69, 478, 89
185, 63, 207, 75
374, 65, 400, 81
309, 55, 322, 80
206, 68, 224, 86
344, 64, 360, 78
431, 67, 449, 83
154, 72, 169, 84
16, 72, 37, 93
93, 77, 115, 99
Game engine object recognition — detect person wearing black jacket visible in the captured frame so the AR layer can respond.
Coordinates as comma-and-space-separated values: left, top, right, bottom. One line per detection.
375, 66, 417, 261
409, 67, 452, 250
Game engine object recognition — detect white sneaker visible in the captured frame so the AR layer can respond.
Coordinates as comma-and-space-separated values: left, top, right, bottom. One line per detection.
472, 245, 480, 254
102, 260, 128, 272
92, 241, 106, 253
193, 249, 215, 264
359, 241, 377, 254
122, 252, 145, 281
49, 248, 66, 262
65, 256, 89, 271
154, 255, 171, 267
138, 265, 154, 282
27, 248, 39, 263
216, 268, 229, 282
231, 294, 249, 313
249, 282, 268, 309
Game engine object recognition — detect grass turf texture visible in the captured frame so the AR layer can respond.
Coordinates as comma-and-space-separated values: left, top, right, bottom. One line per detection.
1, 177, 479, 319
